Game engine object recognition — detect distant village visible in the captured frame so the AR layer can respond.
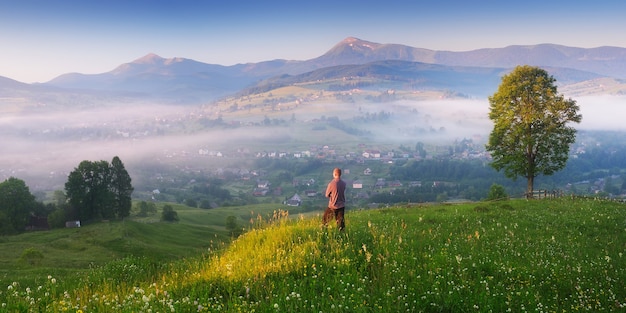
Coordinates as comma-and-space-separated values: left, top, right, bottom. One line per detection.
151, 134, 625, 202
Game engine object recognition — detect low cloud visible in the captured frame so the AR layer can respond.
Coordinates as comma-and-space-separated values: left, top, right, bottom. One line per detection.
1, 96, 624, 192
576, 95, 626, 131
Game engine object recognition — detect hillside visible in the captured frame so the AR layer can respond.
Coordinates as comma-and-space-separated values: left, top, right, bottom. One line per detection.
0, 202, 256, 285
2, 198, 625, 311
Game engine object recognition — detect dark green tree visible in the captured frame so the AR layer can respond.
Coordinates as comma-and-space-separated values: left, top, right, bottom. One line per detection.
0, 177, 37, 235
66, 160, 113, 221
53, 190, 67, 207
110, 156, 134, 218
486, 66, 581, 197
199, 199, 212, 209
161, 205, 179, 222
65, 157, 133, 221
137, 201, 157, 217
225, 215, 242, 237
47, 208, 67, 229
415, 142, 427, 158
184, 198, 198, 208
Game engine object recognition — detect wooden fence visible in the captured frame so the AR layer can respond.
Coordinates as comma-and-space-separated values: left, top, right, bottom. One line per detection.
527, 189, 564, 199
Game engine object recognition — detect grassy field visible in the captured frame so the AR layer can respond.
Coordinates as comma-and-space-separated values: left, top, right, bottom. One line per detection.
1, 198, 625, 312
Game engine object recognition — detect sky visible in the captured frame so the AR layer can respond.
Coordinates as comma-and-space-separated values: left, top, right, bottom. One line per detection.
2, 0, 626, 83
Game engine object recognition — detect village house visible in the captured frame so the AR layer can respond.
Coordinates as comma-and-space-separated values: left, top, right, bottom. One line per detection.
388, 180, 403, 187
286, 193, 302, 206
375, 178, 386, 189
65, 220, 81, 228
409, 181, 422, 187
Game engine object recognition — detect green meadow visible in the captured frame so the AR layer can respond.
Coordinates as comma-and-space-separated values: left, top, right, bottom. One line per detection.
1, 198, 625, 312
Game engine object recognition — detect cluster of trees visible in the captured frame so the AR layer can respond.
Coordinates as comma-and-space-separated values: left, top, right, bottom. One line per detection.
136, 201, 179, 222
65, 156, 134, 221
0, 156, 133, 235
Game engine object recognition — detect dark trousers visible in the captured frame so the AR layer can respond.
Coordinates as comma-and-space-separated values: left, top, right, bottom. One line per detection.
323, 207, 345, 230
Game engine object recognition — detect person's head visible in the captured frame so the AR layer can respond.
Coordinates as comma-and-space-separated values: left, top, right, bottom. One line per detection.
333, 168, 342, 178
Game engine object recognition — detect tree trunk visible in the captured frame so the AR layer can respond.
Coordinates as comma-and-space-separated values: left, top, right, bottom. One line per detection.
526, 176, 534, 199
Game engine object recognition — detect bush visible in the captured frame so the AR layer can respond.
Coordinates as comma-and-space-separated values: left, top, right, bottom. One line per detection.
19, 247, 44, 266
161, 205, 179, 222
184, 198, 198, 208
486, 183, 508, 201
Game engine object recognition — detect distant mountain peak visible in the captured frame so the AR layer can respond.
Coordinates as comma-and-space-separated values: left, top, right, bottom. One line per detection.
134, 53, 165, 64
341, 37, 362, 44
338, 37, 380, 50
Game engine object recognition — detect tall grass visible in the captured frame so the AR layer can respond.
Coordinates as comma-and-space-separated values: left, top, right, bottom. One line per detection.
1, 198, 625, 312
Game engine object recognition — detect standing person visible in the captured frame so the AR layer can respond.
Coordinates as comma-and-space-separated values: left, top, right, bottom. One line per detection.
323, 167, 347, 230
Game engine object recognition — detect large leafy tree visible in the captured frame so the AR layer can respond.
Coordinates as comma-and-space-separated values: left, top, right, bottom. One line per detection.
66, 160, 113, 221
65, 156, 133, 221
486, 65, 581, 197
110, 156, 133, 218
0, 177, 37, 235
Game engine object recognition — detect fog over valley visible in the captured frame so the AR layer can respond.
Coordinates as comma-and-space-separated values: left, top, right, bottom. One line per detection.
3, 38, 626, 197
575, 95, 626, 131
2, 93, 625, 193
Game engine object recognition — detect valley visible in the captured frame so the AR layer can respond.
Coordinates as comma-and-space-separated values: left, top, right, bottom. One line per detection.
2, 38, 626, 206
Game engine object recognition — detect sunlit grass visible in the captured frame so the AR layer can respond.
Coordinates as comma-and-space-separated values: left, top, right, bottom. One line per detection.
2, 198, 625, 312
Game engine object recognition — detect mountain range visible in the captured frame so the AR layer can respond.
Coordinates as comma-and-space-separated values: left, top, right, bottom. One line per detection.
2, 37, 626, 105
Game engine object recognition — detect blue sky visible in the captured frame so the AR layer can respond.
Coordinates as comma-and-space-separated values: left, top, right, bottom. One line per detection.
2, 0, 626, 83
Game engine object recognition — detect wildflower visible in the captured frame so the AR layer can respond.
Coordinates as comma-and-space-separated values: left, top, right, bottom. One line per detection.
274, 303, 279, 309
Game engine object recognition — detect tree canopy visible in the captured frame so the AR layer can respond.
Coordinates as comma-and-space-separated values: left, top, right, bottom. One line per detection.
65, 157, 133, 221
110, 156, 134, 218
486, 65, 581, 196
0, 177, 37, 235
